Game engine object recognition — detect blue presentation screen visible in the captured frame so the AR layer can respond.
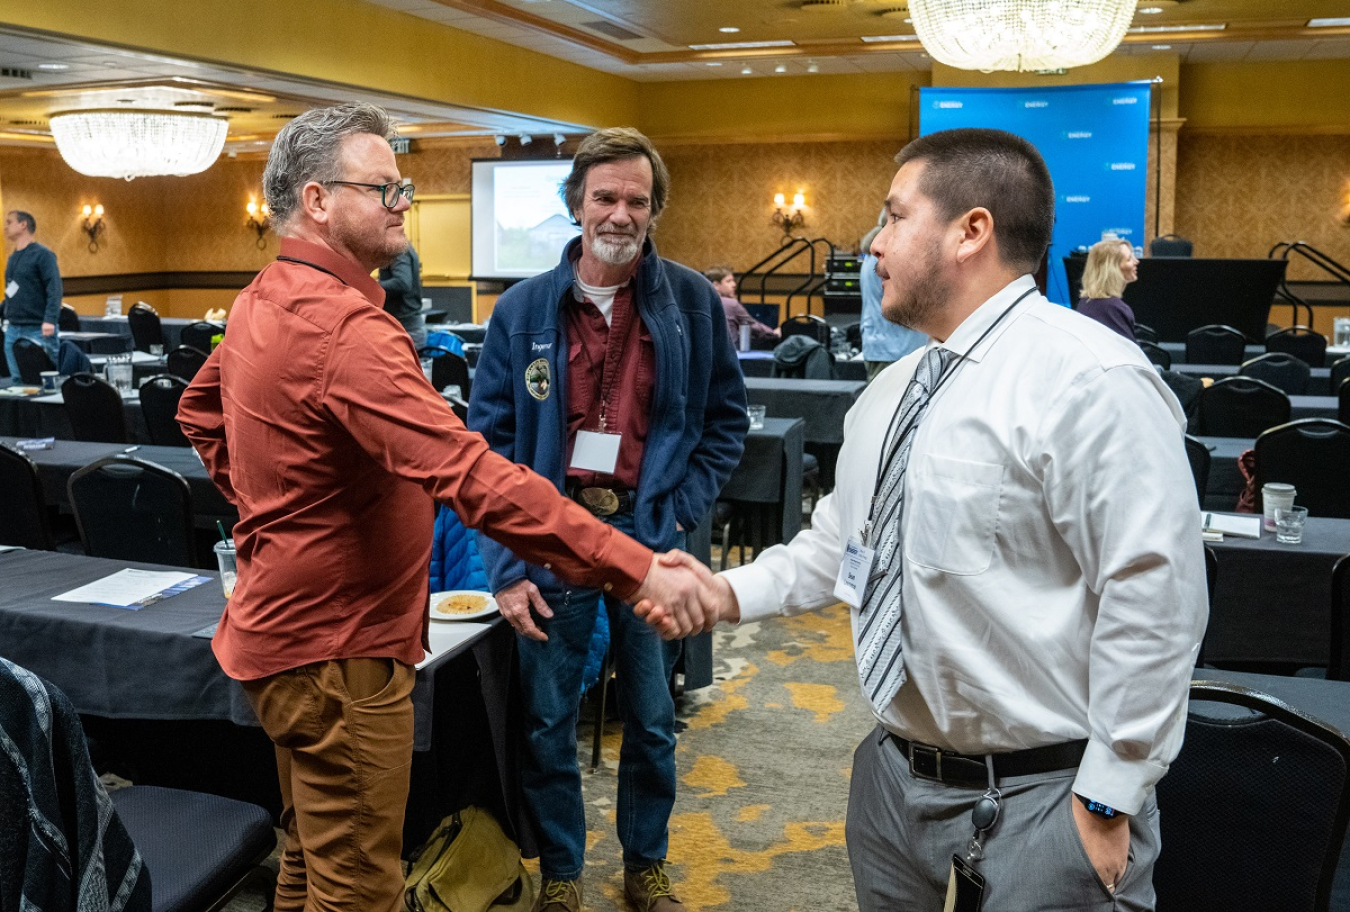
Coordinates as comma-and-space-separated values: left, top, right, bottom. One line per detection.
920, 82, 1151, 304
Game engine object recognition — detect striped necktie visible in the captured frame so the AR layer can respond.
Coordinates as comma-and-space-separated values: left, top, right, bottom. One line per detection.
856, 346, 952, 712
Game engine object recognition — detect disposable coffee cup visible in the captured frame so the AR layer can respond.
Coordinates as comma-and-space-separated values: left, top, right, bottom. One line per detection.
1262, 483, 1296, 532
1336, 317, 1350, 348
40, 370, 59, 393
213, 539, 237, 598
739, 323, 751, 352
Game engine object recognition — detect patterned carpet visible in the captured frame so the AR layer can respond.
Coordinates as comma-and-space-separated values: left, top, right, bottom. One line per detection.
570, 603, 868, 912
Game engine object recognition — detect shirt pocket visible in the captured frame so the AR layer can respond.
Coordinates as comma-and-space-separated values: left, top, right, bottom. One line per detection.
903, 454, 1004, 575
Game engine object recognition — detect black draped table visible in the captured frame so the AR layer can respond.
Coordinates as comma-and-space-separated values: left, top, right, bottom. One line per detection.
736, 351, 868, 382
1, 436, 236, 531
0, 388, 152, 445
1204, 514, 1350, 669
743, 377, 865, 447
0, 548, 519, 847
719, 417, 805, 556
1175, 363, 1334, 396
79, 315, 194, 351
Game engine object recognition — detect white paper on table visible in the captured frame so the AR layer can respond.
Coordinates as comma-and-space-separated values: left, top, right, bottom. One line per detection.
417, 621, 493, 670
1200, 512, 1263, 539
53, 569, 204, 608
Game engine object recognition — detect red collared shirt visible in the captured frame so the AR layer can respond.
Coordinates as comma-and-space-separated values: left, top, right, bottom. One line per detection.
564, 282, 654, 489
178, 237, 652, 680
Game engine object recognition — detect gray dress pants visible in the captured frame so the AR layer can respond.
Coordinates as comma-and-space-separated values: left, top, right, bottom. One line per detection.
846, 726, 1161, 912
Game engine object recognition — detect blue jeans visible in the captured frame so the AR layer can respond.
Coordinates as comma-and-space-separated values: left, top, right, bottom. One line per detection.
517, 511, 682, 880
4, 323, 58, 380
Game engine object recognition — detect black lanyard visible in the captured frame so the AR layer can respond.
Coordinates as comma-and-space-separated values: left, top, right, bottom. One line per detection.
871, 286, 1036, 499
277, 255, 348, 286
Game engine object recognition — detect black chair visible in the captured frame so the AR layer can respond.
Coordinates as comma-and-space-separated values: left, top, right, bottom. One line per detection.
0, 442, 55, 549
179, 321, 225, 353
58, 303, 82, 332
1186, 324, 1248, 366
127, 302, 164, 353
61, 373, 129, 444
1183, 435, 1210, 506
1139, 340, 1171, 370
140, 374, 192, 447
166, 345, 209, 382
1148, 234, 1193, 257
13, 336, 56, 384
771, 335, 834, 379
1253, 418, 1350, 519
779, 314, 831, 346
1330, 357, 1350, 394
1238, 351, 1311, 395
1329, 555, 1350, 682
111, 785, 276, 912
1134, 322, 1160, 344
418, 345, 472, 399
1266, 326, 1327, 368
1196, 376, 1290, 438
1340, 377, 1349, 425
68, 455, 198, 567
1153, 681, 1350, 912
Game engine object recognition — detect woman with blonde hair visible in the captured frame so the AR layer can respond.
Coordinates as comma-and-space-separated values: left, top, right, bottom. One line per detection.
1077, 238, 1139, 340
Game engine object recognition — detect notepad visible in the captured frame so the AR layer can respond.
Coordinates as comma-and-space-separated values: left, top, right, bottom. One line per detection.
1201, 512, 1263, 539
53, 569, 211, 609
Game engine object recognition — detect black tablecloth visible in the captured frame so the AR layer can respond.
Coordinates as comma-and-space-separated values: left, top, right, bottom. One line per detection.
1205, 515, 1350, 667
426, 322, 487, 344
1176, 363, 1333, 396
720, 417, 804, 549
0, 390, 153, 447
79, 315, 193, 351
737, 352, 868, 382
744, 377, 865, 446
1290, 395, 1339, 420
61, 331, 132, 356
1161, 341, 1267, 366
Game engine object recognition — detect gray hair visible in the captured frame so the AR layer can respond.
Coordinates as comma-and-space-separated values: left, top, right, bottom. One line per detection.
561, 127, 670, 226
263, 102, 398, 229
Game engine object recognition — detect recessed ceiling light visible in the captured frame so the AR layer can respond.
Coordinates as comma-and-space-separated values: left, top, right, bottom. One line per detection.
860, 34, 916, 43
774, 64, 787, 73
719, 26, 740, 33
1128, 23, 1225, 33
807, 61, 820, 73
689, 39, 795, 50
1309, 17, 1350, 27
37, 63, 70, 71
1152, 44, 1172, 50
741, 65, 753, 75
1137, 6, 1166, 13
705, 61, 722, 66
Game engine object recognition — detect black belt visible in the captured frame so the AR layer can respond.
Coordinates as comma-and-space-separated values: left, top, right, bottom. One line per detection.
567, 483, 635, 517
889, 734, 1087, 788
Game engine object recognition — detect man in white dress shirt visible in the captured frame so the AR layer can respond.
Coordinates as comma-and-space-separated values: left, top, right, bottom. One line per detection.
641, 128, 1207, 910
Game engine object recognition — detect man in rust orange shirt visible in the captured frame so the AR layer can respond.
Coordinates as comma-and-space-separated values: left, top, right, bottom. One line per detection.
177, 102, 716, 912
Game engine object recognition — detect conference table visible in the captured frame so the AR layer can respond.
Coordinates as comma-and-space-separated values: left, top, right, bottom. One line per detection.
1175, 363, 1334, 396
0, 385, 152, 443
1163, 341, 1350, 369
61, 330, 132, 355
78, 314, 194, 351
1, 436, 235, 531
718, 417, 805, 560
0, 547, 524, 849
736, 350, 868, 382
1203, 513, 1350, 669
743, 377, 865, 447
426, 321, 487, 344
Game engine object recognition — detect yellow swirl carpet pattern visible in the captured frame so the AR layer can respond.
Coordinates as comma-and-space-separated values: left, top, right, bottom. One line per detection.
566, 603, 870, 912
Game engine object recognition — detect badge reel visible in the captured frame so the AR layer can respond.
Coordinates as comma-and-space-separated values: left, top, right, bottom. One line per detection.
944, 757, 1001, 912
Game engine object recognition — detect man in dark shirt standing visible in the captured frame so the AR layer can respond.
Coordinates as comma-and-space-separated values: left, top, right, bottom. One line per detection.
3, 210, 62, 378
177, 103, 717, 912
470, 129, 747, 912
378, 243, 427, 348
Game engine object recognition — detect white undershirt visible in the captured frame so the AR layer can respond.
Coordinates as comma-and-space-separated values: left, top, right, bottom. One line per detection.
573, 277, 624, 327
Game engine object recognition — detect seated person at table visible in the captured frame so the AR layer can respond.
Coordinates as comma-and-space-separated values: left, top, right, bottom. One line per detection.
1077, 238, 1138, 341
705, 265, 779, 350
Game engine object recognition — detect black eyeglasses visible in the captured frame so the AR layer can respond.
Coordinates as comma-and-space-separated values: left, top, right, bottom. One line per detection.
322, 180, 415, 209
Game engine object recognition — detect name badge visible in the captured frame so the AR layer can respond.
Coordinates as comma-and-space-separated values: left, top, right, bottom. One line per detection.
571, 430, 621, 474
5, 280, 17, 299
833, 536, 876, 608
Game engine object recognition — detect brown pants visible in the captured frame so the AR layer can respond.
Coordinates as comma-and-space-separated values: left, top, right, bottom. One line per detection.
243, 658, 416, 912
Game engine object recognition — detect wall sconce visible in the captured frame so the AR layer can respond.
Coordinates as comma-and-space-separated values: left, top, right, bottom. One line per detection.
245, 200, 271, 249
81, 203, 105, 252
771, 191, 806, 238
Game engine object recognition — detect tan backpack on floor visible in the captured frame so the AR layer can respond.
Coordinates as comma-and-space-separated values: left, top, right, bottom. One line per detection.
404, 806, 534, 912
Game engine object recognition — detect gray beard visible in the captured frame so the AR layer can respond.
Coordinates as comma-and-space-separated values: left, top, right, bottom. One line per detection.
591, 232, 642, 266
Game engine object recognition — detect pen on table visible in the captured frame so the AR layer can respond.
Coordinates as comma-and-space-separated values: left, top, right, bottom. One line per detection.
1203, 512, 1213, 531
122, 445, 140, 453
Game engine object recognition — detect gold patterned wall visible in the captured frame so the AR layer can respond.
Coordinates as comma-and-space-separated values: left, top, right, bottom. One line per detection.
654, 139, 906, 274
1175, 133, 1350, 281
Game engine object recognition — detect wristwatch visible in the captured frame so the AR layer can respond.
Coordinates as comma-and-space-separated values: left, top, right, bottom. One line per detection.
1076, 793, 1119, 819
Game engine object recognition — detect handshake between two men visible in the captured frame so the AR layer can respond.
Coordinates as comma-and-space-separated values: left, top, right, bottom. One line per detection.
496, 550, 739, 641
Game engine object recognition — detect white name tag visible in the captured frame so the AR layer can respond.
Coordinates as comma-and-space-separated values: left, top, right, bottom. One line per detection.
571, 430, 621, 474
833, 536, 876, 608
5, 280, 17, 299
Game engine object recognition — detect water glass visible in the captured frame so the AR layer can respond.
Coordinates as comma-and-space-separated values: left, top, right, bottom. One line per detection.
1275, 506, 1309, 545
1335, 317, 1350, 348
149, 343, 164, 357
747, 404, 766, 430
107, 357, 133, 394
421, 358, 435, 384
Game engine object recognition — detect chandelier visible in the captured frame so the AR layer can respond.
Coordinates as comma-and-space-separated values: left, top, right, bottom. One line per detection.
909, 0, 1138, 72
49, 109, 229, 180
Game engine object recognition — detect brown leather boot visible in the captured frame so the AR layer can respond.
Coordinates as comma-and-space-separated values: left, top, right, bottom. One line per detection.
532, 876, 582, 912
623, 864, 686, 912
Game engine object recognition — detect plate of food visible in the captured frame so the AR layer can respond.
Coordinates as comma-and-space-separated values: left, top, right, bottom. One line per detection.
429, 590, 498, 622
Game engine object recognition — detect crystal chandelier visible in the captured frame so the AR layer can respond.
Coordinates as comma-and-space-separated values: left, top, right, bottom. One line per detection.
910, 0, 1138, 72
49, 109, 229, 180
